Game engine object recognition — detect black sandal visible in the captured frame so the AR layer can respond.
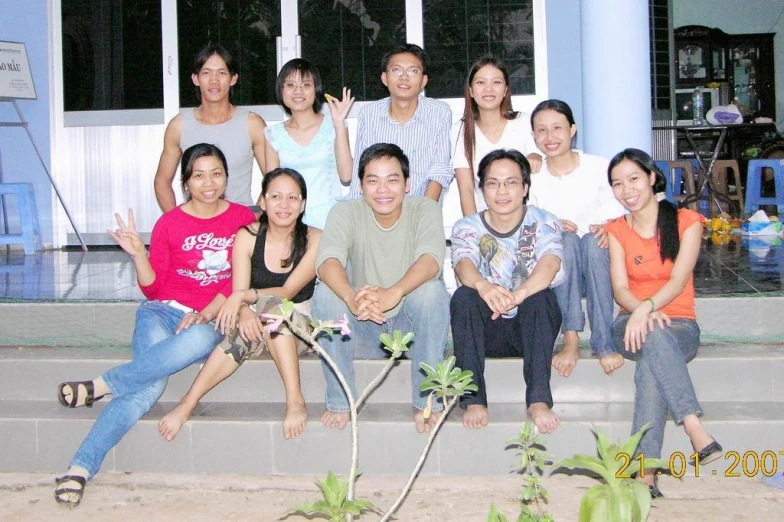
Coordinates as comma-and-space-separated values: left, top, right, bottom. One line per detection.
54, 474, 87, 507
57, 381, 102, 408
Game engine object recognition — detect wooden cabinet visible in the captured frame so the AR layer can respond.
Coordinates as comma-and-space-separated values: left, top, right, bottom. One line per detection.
674, 25, 775, 121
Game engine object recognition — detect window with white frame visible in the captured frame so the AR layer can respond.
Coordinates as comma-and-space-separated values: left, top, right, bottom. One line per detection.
59, 0, 543, 125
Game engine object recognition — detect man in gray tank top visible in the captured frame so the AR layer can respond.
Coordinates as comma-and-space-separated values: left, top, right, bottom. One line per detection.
154, 43, 266, 211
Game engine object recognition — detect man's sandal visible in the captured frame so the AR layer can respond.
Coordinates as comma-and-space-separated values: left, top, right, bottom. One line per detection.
54, 475, 87, 507
57, 381, 102, 408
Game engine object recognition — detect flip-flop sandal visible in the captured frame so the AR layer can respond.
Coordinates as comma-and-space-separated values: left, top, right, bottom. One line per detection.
54, 474, 87, 507
57, 381, 102, 408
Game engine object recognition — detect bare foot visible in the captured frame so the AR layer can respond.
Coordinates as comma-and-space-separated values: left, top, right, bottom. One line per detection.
599, 353, 624, 375
321, 410, 349, 429
283, 401, 307, 439
528, 402, 560, 434
552, 332, 580, 377
462, 404, 490, 429
158, 402, 194, 441
414, 409, 441, 433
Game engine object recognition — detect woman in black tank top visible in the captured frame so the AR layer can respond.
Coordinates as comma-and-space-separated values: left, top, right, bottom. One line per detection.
159, 168, 321, 442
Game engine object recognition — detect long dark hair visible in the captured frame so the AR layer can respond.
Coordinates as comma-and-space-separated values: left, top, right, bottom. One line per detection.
461, 55, 518, 175
608, 148, 679, 263
181, 143, 228, 201
252, 168, 309, 269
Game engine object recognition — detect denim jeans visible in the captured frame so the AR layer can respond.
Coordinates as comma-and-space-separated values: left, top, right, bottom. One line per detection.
612, 312, 702, 459
451, 286, 561, 409
553, 232, 615, 356
313, 279, 449, 412
70, 301, 223, 477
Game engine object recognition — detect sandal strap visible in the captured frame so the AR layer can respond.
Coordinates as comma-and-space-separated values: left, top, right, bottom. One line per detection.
55, 474, 87, 487
58, 381, 98, 408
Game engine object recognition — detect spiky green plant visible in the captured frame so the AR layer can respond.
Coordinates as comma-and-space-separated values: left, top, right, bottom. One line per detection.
556, 424, 668, 522
286, 472, 380, 522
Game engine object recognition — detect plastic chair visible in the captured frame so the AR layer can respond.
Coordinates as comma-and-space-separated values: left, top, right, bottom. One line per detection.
708, 160, 744, 217
744, 159, 784, 217
654, 160, 698, 211
0, 183, 42, 255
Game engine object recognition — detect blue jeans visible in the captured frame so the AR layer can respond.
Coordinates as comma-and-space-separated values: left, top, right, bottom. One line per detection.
554, 232, 615, 356
612, 313, 702, 459
313, 279, 450, 412
70, 301, 223, 477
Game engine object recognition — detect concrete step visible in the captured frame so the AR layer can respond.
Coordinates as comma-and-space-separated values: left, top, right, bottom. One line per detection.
3, 399, 782, 476
2, 344, 783, 405
2, 296, 784, 346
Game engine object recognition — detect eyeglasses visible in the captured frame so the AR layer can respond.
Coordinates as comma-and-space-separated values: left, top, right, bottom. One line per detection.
283, 81, 314, 91
265, 193, 303, 202
483, 179, 523, 190
387, 66, 423, 78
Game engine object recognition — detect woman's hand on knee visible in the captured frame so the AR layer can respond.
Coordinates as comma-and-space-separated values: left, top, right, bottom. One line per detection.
624, 307, 652, 352
238, 309, 264, 343
647, 311, 672, 333
175, 312, 208, 334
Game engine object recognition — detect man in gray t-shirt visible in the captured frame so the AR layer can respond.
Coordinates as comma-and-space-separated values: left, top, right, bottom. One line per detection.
313, 143, 449, 433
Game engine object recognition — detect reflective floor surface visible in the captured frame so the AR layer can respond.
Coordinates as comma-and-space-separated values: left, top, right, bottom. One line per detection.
1, 235, 783, 302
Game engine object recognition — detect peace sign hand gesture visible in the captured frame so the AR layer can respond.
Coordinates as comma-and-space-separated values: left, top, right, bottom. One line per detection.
108, 209, 146, 259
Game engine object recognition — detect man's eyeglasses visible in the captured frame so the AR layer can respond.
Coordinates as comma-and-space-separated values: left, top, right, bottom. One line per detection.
483, 179, 523, 190
387, 66, 423, 78
265, 193, 303, 202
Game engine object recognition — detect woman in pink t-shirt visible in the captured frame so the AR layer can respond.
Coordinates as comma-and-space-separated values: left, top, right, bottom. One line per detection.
605, 148, 721, 498
53, 143, 254, 507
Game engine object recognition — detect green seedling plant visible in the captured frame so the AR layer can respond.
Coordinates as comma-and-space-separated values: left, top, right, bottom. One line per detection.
488, 421, 555, 522
555, 424, 668, 522
286, 471, 380, 522
264, 300, 477, 521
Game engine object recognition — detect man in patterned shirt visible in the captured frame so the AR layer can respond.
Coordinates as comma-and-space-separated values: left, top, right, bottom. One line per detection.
450, 148, 564, 434
344, 43, 452, 202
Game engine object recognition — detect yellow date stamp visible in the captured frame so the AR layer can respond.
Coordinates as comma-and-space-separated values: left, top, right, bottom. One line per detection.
615, 450, 784, 479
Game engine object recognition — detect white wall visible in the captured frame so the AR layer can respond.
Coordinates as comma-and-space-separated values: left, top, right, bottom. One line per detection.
674, 0, 784, 129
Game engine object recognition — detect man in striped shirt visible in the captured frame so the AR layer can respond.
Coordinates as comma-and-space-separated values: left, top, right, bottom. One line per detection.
345, 44, 453, 202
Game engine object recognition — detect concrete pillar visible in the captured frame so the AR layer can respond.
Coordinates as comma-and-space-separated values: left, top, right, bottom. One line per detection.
580, 0, 652, 158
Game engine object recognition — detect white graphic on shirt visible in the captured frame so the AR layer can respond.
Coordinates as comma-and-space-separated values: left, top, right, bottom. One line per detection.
176, 232, 236, 286
198, 249, 230, 275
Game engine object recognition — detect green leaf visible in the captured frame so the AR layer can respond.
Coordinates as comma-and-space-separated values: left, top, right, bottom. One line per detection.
579, 484, 609, 522
607, 482, 632, 522
379, 332, 393, 348
629, 480, 652, 522
620, 422, 651, 457
487, 503, 510, 522
556, 457, 614, 483
400, 331, 415, 346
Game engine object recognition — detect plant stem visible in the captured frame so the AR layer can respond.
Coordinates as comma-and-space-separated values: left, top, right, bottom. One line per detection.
380, 396, 457, 522
356, 355, 400, 409
525, 443, 545, 517
307, 338, 360, 504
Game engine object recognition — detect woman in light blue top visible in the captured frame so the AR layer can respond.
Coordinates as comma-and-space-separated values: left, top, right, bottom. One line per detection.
263, 59, 354, 229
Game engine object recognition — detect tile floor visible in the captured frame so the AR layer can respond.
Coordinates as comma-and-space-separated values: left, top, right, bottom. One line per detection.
0, 234, 783, 302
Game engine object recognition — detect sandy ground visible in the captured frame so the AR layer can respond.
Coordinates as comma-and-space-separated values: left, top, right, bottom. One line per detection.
1, 472, 783, 521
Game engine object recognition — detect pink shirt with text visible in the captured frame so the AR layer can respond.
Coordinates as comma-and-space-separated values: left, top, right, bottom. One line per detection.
140, 203, 255, 311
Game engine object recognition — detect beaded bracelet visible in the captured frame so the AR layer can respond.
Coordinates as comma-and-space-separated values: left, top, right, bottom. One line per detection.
645, 297, 655, 313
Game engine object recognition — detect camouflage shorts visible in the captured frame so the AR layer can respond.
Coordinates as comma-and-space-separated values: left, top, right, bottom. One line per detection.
218, 295, 312, 365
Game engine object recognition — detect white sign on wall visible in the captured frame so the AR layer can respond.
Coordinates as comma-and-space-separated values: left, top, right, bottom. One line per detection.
0, 41, 36, 100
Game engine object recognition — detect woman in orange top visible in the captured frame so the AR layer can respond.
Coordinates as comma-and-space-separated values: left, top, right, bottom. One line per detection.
604, 148, 722, 498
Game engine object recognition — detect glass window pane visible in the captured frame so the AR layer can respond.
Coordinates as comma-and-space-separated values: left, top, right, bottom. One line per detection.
423, 0, 535, 98
299, 0, 406, 102
61, 0, 163, 111
176, 1, 281, 107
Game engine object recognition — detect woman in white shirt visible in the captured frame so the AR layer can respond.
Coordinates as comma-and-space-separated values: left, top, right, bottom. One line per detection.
528, 99, 626, 377
452, 55, 542, 216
